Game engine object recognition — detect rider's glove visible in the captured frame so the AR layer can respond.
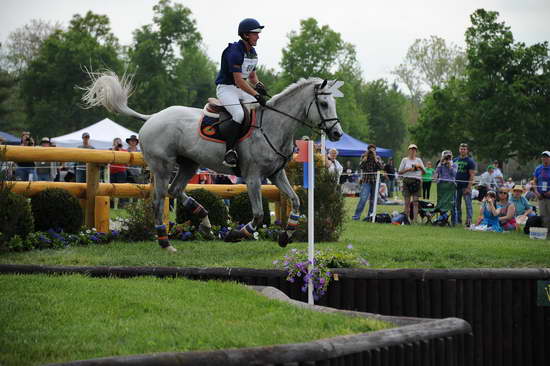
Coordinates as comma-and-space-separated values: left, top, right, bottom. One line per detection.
255, 82, 268, 96
255, 94, 267, 107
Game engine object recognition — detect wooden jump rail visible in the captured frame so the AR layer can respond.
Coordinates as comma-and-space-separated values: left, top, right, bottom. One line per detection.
2, 145, 288, 232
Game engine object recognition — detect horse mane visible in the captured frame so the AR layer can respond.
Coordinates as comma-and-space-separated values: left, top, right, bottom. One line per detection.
269, 78, 321, 107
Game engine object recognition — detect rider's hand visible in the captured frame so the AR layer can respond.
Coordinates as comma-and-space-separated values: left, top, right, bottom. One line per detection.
255, 82, 268, 96
255, 94, 267, 106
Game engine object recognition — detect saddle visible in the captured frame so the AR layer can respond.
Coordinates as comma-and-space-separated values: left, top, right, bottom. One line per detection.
199, 98, 256, 143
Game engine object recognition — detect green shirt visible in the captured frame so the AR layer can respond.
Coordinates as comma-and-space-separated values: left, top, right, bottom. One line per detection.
422, 167, 434, 182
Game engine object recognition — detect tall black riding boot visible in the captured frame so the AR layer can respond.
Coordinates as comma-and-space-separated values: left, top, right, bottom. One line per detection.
222, 120, 242, 168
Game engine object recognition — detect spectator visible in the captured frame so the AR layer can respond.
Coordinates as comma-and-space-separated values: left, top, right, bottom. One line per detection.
110, 137, 128, 207
472, 190, 502, 232
421, 161, 434, 200
15, 131, 36, 181
504, 177, 515, 189
453, 143, 476, 227
325, 148, 343, 183
492, 160, 505, 187
383, 158, 396, 198
477, 165, 498, 201
352, 144, 381, 221
510, 185, 535, 222
433, 150, 457, 219
525, 180, 537, 201
35, 137, 53, 181
76, 132, 95, 183
496, 188, 516, 231
378, 181, 388, 203
125, 135, 142, 183
534, 151, 550, 233
398, 144, 426, 223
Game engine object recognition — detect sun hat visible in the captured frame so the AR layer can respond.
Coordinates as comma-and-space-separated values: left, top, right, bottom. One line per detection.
512, 185, 524, 191
408, 144, 418, 150
126, 135, 139, 143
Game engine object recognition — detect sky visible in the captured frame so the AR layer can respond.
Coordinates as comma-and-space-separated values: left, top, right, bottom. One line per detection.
1, 0, 549, 84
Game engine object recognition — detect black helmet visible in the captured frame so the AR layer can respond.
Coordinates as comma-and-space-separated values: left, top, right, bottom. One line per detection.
238, 18, 264, 36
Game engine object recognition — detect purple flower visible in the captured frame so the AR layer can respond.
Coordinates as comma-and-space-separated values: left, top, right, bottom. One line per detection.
347, 244, 353, 249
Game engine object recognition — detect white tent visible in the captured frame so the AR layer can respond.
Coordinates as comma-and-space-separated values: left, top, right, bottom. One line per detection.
51, 118, 138, 150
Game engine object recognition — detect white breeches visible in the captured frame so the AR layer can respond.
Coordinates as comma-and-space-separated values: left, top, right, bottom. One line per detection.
216, 84, 257, 123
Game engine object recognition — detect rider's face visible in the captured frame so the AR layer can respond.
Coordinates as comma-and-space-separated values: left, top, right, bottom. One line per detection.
246, 32, 260, 46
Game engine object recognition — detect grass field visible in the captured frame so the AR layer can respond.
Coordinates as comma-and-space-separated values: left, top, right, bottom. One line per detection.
0, 274, 389, 365
1, 197, 549, 269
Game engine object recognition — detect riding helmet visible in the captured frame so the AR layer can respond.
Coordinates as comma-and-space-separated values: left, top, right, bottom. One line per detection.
238, 18, 264, 35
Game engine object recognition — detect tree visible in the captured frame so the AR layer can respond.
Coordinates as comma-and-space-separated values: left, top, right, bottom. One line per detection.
19, 12, 122, 138
360, 80, 408, 152
2, 19, 62, 75
279, 18, 369, 140
392, 36, 466, 105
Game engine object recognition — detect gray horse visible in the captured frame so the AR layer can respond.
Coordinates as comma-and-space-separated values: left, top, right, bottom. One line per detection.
82, 71, 343, 252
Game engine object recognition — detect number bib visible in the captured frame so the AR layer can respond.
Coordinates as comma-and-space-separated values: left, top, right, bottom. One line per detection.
241, 56, 258, 79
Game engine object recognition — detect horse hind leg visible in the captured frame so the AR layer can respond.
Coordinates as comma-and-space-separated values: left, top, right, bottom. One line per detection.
170, 158, 215, 240
270, 170, 300, 247
151, 167, 177, 252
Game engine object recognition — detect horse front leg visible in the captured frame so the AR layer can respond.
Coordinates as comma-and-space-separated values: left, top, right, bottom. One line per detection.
224, 177, 263, 242
152, 171, 177, 253
270, 170, 300, 247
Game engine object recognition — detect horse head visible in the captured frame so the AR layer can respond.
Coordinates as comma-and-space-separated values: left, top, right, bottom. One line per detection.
307, 79, 344, 142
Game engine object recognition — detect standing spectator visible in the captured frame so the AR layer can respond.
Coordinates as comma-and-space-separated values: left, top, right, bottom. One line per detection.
15, 131, 36, 181
110, 137, 128, 207
398, 144, 426, 223
477, 165, 498, 201
325, 148, 343, 183
525, 180, 537, 201
35, 137, 53, 181
76, 132, 95, 183
383, 158, 396, 198
453, 143, 476, 227
125, 135, 142, 183
492, 160, 505, 187
504, 177, 515, 189
534, 151, 550, 233
352, 144, 381, 221
421, 161, 434, 200
433, 150, 457, 219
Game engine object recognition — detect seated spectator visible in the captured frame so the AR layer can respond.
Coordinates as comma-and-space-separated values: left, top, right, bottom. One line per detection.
326, 148, 343, 183
496, 188, 516, 231
378, 182, 388, 203
35, 137, 53, 181
15, 131, 36, 181
477, 165, 498, 201
510, 185, 535, 222
472, 191, 502, 232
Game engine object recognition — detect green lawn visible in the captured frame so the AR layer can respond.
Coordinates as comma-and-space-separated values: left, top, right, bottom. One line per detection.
1, 197, 549, 268
0, 274, 388, 365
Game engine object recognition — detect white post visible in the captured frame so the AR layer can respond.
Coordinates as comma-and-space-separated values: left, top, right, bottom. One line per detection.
307, 140, 315, 305
320, 133, 326, 160
371, 170, 381, 223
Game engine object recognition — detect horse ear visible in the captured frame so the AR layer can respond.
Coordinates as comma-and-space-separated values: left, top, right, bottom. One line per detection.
320, 79, 328, 89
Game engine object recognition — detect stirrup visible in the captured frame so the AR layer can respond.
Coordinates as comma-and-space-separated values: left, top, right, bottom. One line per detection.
223, 149, 238, 168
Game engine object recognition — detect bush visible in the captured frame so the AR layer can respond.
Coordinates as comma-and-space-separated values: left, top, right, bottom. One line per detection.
123, 198, 156, 241
0, 190, 34, 249
30, 188, 83, 233
229, 192, 271, 226
176, 189, 229, 227
285, 155, 345, 242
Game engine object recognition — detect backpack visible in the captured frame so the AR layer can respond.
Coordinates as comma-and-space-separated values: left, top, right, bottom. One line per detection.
375, 213, 392, 224
524, 215, 543, 235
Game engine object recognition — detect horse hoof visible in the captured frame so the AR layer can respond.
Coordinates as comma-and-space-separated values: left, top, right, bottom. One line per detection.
278, 231, 292, 248
163, 245, 177, 253
198, 224, 215, 240
224, 229, 244, 242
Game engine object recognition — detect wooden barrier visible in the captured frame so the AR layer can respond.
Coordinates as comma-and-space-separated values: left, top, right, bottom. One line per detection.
2, 145, 287, 231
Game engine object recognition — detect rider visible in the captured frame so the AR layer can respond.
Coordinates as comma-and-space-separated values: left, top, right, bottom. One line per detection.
215, 18, 268, 167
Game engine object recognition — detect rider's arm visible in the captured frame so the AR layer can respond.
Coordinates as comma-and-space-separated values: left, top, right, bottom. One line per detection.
233, 72, 260, 97
248, 70, 260, 88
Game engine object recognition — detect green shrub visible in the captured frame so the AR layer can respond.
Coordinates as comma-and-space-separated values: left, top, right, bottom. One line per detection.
123, 198, 156, 241
228, 192, 271, 226
30, 188, 83, 233
0, 190, 34, 249
288, 161, 345, 242
176, 189, 229, 227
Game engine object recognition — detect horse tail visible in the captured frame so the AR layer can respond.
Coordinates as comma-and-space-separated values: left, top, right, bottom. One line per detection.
81, 70, 152, 121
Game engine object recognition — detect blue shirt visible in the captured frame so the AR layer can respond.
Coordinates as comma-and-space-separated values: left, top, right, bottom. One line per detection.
534, 164, 550, 194
215, 40, 258, 85
453, 156, 476, 188
510, 195, 531, 215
